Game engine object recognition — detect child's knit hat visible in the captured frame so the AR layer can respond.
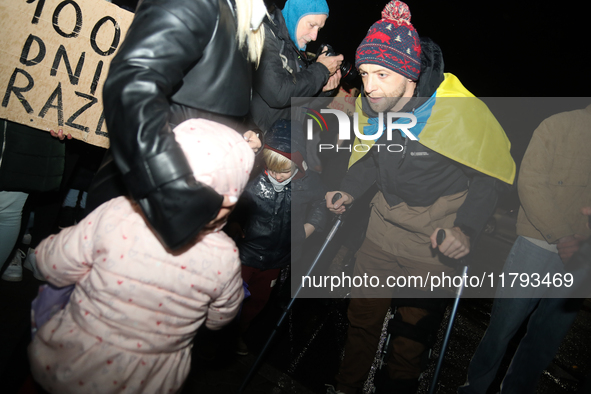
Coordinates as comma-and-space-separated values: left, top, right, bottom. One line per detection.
173, 119, 255, 202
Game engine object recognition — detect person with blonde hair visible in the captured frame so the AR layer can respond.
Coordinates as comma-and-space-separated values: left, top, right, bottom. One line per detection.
227, 119, 328, 355
96, 0, 267, 252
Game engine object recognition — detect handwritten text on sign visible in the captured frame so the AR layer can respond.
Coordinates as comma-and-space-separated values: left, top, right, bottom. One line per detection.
0, 0, 133, 148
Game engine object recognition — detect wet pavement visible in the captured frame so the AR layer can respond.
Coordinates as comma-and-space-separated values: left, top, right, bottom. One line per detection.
1, 231, 590, 394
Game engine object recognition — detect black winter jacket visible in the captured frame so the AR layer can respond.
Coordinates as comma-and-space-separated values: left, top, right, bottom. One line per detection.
101, 0, 252, 250
341, 38, 500, 237
0, 120, 64, 193
231, 169, 327, 270
250, 5, 330, 132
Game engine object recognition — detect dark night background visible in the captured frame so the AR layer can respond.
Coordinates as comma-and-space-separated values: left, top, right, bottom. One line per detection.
114, 0, 591, 99
112, 0, 590, 186
312, 0, 589, 98
311, 0, 590, 168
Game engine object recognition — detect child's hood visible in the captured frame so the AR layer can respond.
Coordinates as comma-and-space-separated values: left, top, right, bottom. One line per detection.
173, 119, 255, 200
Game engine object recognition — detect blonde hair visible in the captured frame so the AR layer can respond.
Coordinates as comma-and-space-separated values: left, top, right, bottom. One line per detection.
263, 149, 294, 173
235, 0, 266, 66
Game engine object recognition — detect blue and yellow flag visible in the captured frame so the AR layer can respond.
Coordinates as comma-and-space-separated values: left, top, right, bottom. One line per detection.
349, 73, 515, 184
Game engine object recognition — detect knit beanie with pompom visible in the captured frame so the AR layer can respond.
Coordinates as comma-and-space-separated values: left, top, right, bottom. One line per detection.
355, 0, 421, 81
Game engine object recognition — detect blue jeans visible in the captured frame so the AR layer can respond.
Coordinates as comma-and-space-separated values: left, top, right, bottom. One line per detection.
458, 236, 581, 394
0, 191, 29, 268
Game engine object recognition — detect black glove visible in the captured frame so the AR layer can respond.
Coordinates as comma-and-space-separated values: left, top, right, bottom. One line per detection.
136, 175, 223, 251
122, 146, 223, 251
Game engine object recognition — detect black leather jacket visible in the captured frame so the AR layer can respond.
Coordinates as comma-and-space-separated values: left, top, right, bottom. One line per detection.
102, 0, 252, 250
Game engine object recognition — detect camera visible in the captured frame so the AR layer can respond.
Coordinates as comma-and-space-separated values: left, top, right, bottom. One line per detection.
316, 44, 359, 85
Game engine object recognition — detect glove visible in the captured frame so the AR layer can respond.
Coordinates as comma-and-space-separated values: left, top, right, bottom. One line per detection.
136, 175, 223, 250
122, 146, 223, 251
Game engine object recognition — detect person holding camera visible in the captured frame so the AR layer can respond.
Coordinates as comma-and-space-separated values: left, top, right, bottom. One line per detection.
250, 0, 344, 132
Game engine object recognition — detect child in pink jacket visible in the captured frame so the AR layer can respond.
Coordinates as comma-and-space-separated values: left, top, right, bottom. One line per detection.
28, 119, 254, 393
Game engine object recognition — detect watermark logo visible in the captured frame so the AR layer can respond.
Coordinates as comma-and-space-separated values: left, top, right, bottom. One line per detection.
302, 107, 329, 133
305, 109, 418, 142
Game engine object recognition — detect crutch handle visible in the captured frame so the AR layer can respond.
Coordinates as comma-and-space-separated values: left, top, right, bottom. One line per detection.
332, 192, 342, 205
436, 229, 446, 245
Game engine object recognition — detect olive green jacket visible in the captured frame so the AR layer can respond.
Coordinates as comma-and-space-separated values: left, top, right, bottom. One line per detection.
516, 104, 591, 243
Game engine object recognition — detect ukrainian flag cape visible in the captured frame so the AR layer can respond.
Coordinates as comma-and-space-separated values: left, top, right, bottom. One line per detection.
349, 73, 515, 184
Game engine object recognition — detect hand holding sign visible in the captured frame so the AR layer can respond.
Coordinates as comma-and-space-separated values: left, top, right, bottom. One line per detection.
49, 128, 72, 140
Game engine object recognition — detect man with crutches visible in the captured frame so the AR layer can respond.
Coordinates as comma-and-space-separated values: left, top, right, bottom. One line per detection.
324, 2, 515, 392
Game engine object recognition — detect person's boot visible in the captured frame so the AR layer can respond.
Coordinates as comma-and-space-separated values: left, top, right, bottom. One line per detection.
236, 336, 249, 356
1, 249, 26, 282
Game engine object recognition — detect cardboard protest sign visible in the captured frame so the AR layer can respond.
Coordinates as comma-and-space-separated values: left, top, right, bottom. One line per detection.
0, 0, 134, 148
327, 86, 359, 117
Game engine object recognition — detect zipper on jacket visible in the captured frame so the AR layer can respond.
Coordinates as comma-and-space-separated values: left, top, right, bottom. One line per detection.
398, 136, 409, 169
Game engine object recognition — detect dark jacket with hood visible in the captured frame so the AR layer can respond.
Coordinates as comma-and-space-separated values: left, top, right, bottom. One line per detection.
249, 4, 330, 132
100, 0, 252, 250
230, 120, 328, 269
341, 38, 500, 238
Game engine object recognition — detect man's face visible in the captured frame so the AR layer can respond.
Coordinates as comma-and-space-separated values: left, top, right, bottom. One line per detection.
296, 14, 327, 49
358, 64, 416, 112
